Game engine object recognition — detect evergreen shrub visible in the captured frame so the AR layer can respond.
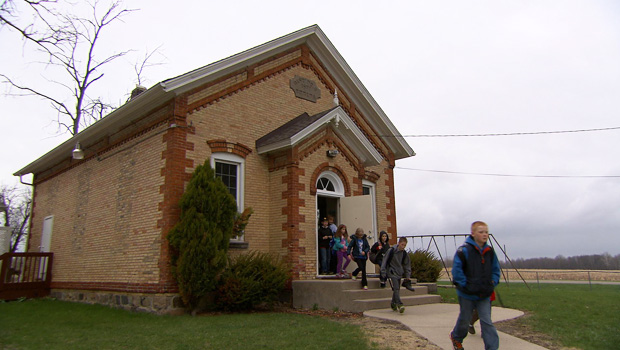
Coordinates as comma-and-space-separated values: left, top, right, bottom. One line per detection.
215, 251, 290, 311
167, 161, 238, 310
408, 248, 443, 282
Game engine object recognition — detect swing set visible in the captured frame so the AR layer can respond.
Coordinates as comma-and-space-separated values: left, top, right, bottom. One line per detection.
401, 233, 531, 292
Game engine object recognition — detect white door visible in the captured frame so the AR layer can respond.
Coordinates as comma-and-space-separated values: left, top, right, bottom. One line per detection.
40, 216, 54, 252
39, 216, 54, 280
340, 195, 375, 274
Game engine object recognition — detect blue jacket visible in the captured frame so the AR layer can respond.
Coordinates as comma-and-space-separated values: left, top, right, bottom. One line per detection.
347, 234, 370, 259
332, 237, 348, 251
452, 236, 500, 301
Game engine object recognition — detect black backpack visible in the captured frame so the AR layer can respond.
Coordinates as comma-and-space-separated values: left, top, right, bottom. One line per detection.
383, 246, 408, 267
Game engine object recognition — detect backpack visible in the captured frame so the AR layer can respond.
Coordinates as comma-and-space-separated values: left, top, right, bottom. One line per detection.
369, 250, 378, 264
383, 246, 408, 267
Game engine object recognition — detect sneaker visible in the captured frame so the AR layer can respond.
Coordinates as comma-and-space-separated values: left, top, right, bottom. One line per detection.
362, 286, 368, 290
351, 275, 357, 280
468, 324, 476, 335
398, 304, 405, 314
391, 303, 397, 311
380, 282, 386, 289
449, 332, 464, 350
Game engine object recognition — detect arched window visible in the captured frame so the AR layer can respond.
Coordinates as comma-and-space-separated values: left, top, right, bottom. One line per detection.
316, 171, 344, 197
316, 177, 335, 191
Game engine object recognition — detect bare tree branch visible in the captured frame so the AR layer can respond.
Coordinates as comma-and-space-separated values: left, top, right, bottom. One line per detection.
1, 0, 138, 135
0, 184, 32, 252
134, 45, 164, 87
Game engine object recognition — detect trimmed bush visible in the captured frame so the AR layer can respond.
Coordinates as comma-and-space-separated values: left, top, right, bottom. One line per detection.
215, 251, 291, 311
408, 249, 443, 282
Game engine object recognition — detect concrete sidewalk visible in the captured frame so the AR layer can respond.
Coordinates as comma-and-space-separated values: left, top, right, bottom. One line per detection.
364, 304, 549, 350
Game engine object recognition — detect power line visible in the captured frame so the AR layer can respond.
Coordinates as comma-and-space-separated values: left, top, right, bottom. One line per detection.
395, 166, 620, 178
379, 126, 620, 138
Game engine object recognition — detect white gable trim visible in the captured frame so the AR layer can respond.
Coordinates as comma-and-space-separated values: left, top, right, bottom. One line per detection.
257, 107, 383, 166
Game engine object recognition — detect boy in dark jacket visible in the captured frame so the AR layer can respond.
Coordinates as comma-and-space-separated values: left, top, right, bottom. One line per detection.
380, 237, 412, 313
449, 221, 500, 350
317, 217, 333, 275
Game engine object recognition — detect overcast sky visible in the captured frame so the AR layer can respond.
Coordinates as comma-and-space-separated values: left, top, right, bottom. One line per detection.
2, 1, 619, 259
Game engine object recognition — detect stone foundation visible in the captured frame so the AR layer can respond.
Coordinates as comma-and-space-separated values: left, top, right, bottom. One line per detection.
50, 289, 185, 314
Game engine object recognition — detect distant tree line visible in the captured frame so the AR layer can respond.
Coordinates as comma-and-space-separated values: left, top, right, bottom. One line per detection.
440, 253, 620, 270
505, 253, 620, 270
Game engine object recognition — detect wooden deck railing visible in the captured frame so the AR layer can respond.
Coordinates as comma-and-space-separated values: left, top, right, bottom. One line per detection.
0, 252, 54, 300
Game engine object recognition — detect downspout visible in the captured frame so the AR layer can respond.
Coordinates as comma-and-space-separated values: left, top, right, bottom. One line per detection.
18, 174, 33, 186
17, 173, 33, 252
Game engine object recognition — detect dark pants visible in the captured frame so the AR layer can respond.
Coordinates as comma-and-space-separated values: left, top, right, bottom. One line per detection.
352, 258, 368, 287
319, 247, 331, 274
390, 276, 402, 305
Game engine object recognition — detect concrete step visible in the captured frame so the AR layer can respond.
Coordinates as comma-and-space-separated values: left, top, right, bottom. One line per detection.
292, 277, 441, 313
349, 294, 442, 313
343, 285, 429, 299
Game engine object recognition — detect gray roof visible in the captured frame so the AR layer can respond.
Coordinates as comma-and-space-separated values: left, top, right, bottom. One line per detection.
256, 108, 336, 149
256, 106, 383, 166
15, 25, 414, 177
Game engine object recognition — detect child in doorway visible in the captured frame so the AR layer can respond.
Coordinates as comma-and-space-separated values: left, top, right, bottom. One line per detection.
317, 217, 333, 275
333, 224, 351, 278
347, 227, 370, 289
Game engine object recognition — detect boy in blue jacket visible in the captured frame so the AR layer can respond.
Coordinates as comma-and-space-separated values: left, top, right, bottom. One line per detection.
449, 221, 500, 350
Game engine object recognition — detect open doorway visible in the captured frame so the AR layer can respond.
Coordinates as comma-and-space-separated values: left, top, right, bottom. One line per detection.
314, 171, 376, 276
317, 196, 338, 227
317, 195, 339, 275
315, 194, 376, 276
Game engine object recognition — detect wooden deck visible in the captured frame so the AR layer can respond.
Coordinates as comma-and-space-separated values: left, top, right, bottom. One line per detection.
0, 252, 53, 300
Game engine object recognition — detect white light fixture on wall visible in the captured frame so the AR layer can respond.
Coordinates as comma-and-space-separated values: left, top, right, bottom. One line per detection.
72, 142, 84, 160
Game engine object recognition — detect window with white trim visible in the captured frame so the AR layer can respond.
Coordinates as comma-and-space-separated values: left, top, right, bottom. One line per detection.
316, 171, 344, 197
211, 153, 245, 240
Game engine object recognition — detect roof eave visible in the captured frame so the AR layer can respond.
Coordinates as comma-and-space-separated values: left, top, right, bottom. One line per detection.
13, 84, 170, 176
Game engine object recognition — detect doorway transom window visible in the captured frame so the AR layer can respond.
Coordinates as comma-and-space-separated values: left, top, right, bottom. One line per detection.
316, 171, 344, 197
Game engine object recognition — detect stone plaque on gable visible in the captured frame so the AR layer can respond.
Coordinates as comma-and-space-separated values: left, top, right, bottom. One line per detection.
290, 76, 321, 102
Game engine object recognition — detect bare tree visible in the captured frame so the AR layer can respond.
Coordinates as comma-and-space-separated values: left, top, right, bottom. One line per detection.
1, 0, 135, 135
0, 184, 32, 252
0, 0, 64, 54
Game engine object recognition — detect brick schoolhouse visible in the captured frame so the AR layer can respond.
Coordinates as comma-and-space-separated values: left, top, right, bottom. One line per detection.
14, 25, 415, 312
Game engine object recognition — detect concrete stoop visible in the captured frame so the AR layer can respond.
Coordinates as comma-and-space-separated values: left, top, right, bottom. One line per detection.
292, 278, 441, 313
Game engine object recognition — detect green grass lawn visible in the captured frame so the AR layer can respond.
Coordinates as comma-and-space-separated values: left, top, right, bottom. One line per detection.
435, 282, 620, 350
0, 299, 376, 350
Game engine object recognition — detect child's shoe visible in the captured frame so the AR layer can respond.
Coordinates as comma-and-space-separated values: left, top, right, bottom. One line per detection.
390, 303, 397, 311
449, 332, 464, 350
351, 274, 357, 280
398, 304, 405, 313
362, 285, 368, 290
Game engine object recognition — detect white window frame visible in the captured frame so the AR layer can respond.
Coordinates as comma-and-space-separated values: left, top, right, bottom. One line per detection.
316, 171, 344, 198
211, 153, 245, 241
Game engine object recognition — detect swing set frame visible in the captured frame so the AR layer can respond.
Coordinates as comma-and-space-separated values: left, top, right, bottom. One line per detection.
400, 233, 531, 291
